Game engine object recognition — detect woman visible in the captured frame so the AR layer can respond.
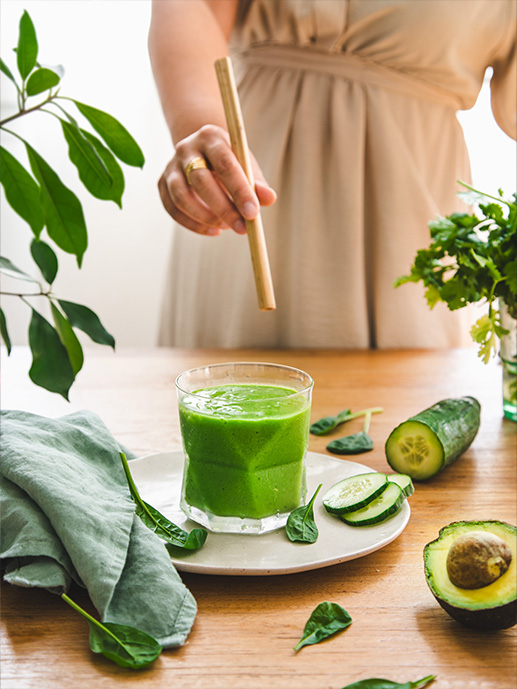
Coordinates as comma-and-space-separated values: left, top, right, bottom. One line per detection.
149, 0, 516, 348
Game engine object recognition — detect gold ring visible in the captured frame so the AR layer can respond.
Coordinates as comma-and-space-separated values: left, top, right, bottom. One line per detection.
184, 156, 208, 185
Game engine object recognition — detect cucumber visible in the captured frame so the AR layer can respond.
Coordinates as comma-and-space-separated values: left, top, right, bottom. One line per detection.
387, 473, 414, 498
322, 472, 388, 515
385, 396, 480, 481
341, 482, 404, 526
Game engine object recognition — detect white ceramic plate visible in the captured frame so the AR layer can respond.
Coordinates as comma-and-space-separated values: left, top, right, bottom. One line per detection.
130, 451, 410, 576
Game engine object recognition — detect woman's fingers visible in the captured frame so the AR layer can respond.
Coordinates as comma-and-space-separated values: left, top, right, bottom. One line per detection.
255, 181, 277, 207
177, 126, 258, 230
250, 153, 277, 207
159, 125, 276, 235
198, 127, 260, 220
158, 163, 228, 236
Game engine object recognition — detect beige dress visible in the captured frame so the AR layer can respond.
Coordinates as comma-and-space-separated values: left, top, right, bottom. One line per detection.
159, 0, 516, 349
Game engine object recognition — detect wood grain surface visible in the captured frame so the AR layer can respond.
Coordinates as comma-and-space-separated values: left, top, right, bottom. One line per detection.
1, 346, 516, 689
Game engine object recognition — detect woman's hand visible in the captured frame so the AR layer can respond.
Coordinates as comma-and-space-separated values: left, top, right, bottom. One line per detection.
158, 124, 276, 236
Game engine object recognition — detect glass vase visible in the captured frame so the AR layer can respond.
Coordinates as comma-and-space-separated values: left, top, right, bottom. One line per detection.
500, 301, 517, 422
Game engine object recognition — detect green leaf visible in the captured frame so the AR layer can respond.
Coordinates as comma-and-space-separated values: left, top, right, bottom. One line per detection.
30, 238, 58, 284
139, 497, 208, 550
89, 621, 162, 669
60, 119, 126, 205
17, 11, 38, 80
25, 142, 88, 266
57, 112, 128, 206
60, 118, 112, 187
73, 100, 145, 167
286, 484, 322, 543
339, 675, 436, 689
58, 299, 115, 348
294, 601, 352, 652
470, 314, 498, 364
164, 529, 208, 554
26, 67, 60, 96
424, 284, 441, 309
0, 57, 18, 87
470, 250, 502, 281
50, 302, 84, 376
81, 130, 125, 207
28, 307, 75, 400
61, 594, 161, 669
0, 308, 12, 355
38, 62, 65, 80
310, 409, 351, 435
327, 431, 374, 455
0, 146, 44, 236
0, 256, 40, 284
504, 259, 517, 294
120, 452, 208, 551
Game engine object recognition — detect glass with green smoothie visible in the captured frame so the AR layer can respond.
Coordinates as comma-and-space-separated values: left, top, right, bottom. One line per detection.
176, 362, 313, 534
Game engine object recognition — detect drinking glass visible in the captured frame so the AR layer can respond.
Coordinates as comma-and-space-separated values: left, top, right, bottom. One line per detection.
175, 362, 313, 534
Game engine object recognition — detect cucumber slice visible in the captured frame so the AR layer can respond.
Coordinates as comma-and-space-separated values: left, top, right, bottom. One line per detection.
387, 473, 414, 498
385, 397, 481, 481
341, 482, 404, 526
322, 472, 388, 515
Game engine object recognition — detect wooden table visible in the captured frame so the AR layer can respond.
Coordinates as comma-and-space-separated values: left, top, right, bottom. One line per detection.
1, 347, 516, 689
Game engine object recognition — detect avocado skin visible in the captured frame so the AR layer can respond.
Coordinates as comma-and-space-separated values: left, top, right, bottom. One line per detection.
433, 595, 517, 630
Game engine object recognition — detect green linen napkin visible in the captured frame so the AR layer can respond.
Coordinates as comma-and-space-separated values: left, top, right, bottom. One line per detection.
0, 409, 196, 648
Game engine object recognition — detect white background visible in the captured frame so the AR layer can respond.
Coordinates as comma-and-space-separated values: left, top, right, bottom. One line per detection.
1, 0, 516, 348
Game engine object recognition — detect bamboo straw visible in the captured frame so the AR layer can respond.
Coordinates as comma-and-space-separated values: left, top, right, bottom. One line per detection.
214, 56, 276, 311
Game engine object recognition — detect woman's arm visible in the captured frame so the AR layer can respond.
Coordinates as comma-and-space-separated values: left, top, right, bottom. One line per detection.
149, 0, 236, 142
148, 0, 276, 235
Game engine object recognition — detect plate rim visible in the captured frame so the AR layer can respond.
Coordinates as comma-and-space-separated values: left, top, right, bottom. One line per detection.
130, 450, 411, 576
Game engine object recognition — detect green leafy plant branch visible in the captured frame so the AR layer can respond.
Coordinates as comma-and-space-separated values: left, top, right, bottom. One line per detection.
395, 182, 517, 364
0, 10, 145, 399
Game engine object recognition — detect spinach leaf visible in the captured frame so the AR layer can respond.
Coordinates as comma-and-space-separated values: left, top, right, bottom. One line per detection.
327, 431, 374, 455
313, 407, 382, 438
310, 409, 351, 435
294, 601, 352, 652
286, 483, 322, 543
340, 675, 436, 689
327, 409, 379, 455
62, 593, 162, 669
120, 452, 207, 551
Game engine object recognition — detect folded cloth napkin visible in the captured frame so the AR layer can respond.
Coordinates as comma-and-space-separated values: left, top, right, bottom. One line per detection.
0, 409, 196, 648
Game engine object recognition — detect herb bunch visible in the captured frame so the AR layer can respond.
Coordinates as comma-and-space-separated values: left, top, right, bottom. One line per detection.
395, 183, 516, 363
0, 11, 144, 398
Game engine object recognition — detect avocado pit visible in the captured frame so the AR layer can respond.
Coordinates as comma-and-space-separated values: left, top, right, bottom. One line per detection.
446, 531, 512, 589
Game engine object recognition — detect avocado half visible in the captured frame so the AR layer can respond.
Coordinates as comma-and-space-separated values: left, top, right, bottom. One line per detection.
424, 520, 517, 630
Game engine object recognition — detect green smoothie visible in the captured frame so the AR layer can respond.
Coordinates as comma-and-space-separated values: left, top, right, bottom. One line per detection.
179, 383, 311, 520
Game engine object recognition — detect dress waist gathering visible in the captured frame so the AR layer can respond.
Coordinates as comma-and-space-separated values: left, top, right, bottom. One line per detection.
235, 43, 462, 109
